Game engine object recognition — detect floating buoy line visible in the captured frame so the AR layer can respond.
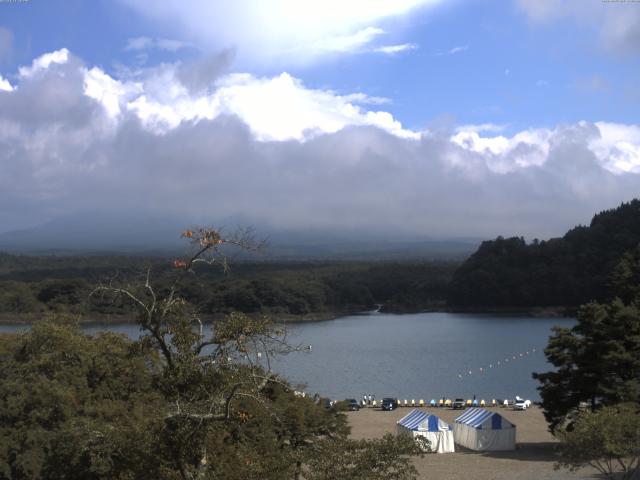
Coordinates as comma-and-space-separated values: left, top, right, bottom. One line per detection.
456, 347, 540, 379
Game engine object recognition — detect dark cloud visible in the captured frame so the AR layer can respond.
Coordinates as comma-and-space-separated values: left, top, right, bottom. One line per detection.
0, 51, 639, 240
176, 48, 235, 94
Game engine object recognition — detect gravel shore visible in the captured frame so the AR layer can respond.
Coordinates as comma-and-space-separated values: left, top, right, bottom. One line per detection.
347, 406, 594, 480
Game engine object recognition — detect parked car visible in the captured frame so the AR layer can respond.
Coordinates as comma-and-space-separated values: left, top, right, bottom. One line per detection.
381, 398, 397, 411
452, 398, 466, 410
344, 399, 360, 411
513, 399, 528, 410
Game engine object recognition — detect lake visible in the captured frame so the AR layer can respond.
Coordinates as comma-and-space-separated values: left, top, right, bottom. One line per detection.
0, 311, 573, 402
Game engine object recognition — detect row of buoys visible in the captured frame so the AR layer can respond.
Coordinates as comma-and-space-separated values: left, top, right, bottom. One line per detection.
457, 347, 538, 379
358, 398, 501, 408
422, 399, 497, 407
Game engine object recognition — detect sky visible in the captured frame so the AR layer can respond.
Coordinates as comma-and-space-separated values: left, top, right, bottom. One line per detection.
0, 0, 639, 240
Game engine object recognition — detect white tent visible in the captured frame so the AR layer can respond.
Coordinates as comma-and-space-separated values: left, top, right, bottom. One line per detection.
453, 408, 516, 451
396, 409, 455, 453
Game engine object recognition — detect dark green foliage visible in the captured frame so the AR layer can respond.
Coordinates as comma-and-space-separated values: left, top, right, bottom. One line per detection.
0, 282, 38, 314
0, 318, 164, 479
449, 199, 640, 308
0, 256, 457, 318
556, 403, 640, 480
610, 245, 640, 304
534, 299, 640, 432
0, 315, 356, 479
305, 433, 425, 480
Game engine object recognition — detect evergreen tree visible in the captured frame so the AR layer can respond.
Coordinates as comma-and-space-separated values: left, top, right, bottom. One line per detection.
534, 300, 640, 431
534, 247, 640, 432
449, 199, 640, 308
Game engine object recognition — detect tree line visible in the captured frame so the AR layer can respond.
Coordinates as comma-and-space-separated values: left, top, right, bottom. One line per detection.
5, 200, 640, 321
0, 256, 456, 320
448, 199, 640, 309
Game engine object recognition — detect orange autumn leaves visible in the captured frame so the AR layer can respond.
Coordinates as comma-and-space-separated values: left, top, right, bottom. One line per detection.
172, 259, 187, 269
173, 228, 225, 268
181, 228, 225, 246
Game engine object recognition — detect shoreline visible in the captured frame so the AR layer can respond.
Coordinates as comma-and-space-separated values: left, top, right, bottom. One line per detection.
0, 305, 575, 326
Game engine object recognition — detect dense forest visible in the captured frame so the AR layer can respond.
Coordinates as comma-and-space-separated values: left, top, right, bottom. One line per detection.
448, 199, 640, 309
0, 229, 427, 479
0, 254, 456, 321
2, 199, 640, 320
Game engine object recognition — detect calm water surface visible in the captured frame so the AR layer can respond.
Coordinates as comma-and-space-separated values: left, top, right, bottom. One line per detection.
1, 312, 574, 402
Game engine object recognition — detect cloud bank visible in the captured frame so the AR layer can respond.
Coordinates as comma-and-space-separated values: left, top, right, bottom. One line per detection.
1, 49, 639, 239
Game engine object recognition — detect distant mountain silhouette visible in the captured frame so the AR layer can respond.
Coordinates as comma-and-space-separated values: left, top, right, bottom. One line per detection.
0, 212, 480, 260
0, 212, 185, 254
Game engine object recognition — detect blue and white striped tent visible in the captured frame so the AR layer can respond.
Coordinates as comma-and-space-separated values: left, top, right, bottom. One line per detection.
396, 409, 455, 453
453, 408, 515, 451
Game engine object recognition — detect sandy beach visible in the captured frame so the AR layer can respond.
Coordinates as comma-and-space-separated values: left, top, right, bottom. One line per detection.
347, 406, 594, 480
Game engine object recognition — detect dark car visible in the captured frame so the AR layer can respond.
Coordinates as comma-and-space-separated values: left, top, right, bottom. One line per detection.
381, 398, 397, 411
344, 399, 360, 411
452, 398, 466, 410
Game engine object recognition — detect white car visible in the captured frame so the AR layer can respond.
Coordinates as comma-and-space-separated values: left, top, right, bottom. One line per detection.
513, 399, 531, 410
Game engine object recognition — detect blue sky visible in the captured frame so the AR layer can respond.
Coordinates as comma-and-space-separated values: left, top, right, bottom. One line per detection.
0, 0, 639, 238
2, 0, 637, 131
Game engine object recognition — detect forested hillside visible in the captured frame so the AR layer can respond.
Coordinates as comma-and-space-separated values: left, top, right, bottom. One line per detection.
4, 198, 639, 318
0, 255, 456, 320
448, 199, 640, 308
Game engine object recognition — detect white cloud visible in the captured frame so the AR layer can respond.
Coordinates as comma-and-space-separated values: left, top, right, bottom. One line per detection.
437, 45, 468, 56
18, 48, 69, 77
116, 0, 444, 65
81, 60, 417, 140
125, 37, 153, 51
175, 72, 410, 139
451, 127, 552, 172
342, 93, 391, 105
2, 48, 640, 239
83, 67, 141, 118
374, 43, 418, 54
455, 123, 506, 134
452, 122, 640, 175
590, 122, 640, 173
307, 27, 384, 54
156, 38, 195, 52
125, 36, 195, 52
448, 45, 468, 55
0, 75, 13, 92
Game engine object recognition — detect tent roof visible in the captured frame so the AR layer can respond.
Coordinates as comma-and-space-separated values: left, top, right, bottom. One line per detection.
397, 409, 452, 431
454, 408, 514, 430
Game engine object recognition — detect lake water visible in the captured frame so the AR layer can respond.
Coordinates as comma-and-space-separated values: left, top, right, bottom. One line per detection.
0, 311, 574, 402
